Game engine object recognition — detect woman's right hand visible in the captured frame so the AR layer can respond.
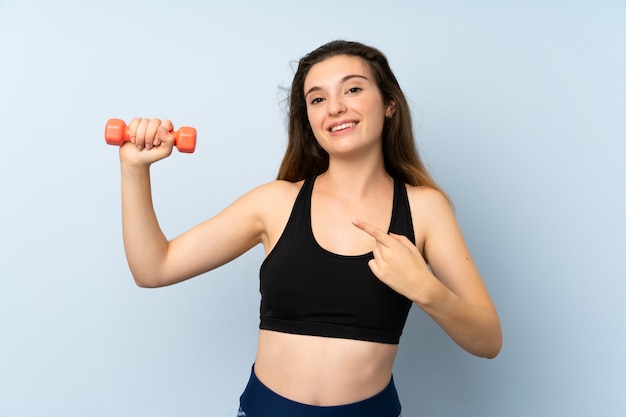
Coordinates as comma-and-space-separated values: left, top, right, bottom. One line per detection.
119, 117, 176, 167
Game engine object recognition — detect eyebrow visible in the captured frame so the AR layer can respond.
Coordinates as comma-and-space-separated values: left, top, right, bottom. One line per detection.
304, 74, 370, 98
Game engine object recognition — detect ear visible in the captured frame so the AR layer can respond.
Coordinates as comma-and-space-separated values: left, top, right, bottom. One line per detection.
385, 100, 397, 119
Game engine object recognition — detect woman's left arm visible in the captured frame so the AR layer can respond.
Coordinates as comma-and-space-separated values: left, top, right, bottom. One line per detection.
353, 187, 502, 358
417, 188, 502, 358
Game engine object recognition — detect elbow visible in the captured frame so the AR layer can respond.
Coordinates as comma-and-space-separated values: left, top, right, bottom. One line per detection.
127, 261, 168, 288
131, 268, 184, 288
482, 342, 502, 359
131, 271, 163, 288
134, 279, 158, 288
491, 336, 504, 359
480, 329, 503, 359
134, 277, 157, 288
465, 322, 503, 359
480, 311, 503, 359
469, 339, 502, 359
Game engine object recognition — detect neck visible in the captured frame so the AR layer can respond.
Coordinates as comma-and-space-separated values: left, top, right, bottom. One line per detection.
319, 155, 391, 199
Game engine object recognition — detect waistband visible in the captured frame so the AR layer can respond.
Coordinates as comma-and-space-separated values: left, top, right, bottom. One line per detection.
238, 365, 401, 417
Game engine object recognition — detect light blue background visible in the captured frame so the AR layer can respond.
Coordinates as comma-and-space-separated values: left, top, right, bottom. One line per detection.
1, 1, 625, 416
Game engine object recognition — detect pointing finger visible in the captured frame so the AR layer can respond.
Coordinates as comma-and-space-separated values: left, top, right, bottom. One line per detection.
352, 219, 392, 246
390, 233, 415, 249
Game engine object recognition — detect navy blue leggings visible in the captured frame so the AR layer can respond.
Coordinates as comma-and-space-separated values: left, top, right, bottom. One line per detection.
238, 366, 402, 417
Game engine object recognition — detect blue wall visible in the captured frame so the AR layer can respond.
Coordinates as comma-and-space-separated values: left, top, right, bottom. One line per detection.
1, 1, 624, 416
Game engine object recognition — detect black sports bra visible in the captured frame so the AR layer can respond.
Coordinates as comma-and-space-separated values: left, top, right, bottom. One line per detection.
259, 176, 414, 344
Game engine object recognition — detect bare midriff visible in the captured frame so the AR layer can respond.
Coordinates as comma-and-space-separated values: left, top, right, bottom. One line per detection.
253, 329, 398, 406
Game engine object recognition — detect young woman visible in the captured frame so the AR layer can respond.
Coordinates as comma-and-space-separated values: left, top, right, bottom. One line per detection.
117, 40, 502, 417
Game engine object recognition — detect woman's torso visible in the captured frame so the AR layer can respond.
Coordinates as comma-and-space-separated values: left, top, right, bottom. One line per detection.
254, 175, 420, 406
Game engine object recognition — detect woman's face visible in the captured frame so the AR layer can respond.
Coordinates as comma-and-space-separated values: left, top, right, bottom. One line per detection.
303, 55, 394, 158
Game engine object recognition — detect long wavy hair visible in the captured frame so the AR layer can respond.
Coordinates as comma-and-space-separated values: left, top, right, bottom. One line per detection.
277, 40, 443, 193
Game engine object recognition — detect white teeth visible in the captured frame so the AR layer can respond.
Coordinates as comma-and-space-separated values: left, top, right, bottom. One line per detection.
330, 122, 356, 132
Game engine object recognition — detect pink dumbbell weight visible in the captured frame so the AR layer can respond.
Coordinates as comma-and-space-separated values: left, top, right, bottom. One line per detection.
104, 118, 196, 153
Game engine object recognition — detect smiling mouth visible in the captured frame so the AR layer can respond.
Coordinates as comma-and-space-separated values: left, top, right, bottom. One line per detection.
330, 122, 357, 132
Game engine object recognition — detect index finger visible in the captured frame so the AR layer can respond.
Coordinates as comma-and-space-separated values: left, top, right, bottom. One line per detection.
160, 118, 174, 133
352, 219, 392, 246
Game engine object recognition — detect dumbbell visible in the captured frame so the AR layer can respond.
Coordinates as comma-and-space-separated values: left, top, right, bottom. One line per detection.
104, 118, 196, 153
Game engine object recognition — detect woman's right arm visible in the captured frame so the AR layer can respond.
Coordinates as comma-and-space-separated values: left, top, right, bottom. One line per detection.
119, 118, 266, 288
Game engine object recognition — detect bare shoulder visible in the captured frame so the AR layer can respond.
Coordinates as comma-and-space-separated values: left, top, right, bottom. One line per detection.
259, 179, 303, 195
243, 180, 303, 252
211, 179, 303, 230
405, 185, 453, 218
243, 179, 303, 207
404, 185, 457, 249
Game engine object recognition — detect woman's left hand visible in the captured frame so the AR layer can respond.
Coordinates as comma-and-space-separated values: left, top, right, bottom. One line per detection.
352, 219, 439, 305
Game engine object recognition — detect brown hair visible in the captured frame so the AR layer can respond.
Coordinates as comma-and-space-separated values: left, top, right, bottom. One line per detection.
277, 40, 443, 193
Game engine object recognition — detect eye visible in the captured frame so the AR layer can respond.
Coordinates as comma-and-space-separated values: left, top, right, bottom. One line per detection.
346, 86, 362, 94
309, 97, 324, 105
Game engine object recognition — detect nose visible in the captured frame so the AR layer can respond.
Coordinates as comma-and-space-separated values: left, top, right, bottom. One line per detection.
327, 94, 346, 116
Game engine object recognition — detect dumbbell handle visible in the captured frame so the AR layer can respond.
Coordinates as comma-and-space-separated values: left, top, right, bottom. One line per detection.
104, 118, 196, 153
